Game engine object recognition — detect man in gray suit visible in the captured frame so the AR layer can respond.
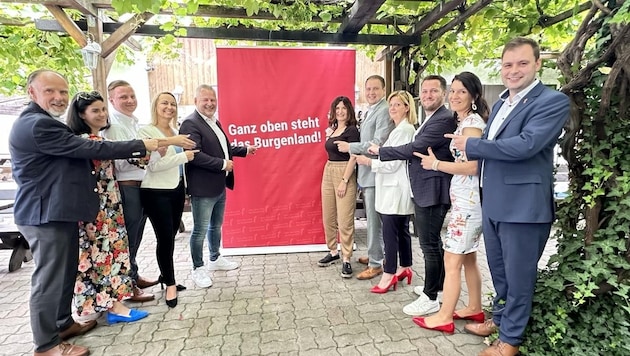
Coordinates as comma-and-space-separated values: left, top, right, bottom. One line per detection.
335, 75, 394, 280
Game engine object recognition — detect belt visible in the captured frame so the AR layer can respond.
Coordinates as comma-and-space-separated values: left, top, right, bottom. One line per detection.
118, 180, 142, 187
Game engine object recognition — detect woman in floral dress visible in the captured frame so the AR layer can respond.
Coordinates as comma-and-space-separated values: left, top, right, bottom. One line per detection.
66, 91, 148, 324
413, 72, 489, 333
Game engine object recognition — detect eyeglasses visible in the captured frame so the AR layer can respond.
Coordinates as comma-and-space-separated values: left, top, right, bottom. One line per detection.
76, 91, 103, 101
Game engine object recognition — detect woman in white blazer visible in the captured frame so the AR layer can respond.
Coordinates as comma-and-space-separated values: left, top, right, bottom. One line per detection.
139, 92, 196, 308
356, 90, 417, 293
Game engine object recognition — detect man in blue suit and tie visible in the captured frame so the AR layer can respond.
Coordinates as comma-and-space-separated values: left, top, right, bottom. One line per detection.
9, 70, 161, 356
448, 37, 570, 356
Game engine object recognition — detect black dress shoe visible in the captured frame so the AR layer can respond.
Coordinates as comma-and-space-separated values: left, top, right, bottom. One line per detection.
166, 297, 178, 308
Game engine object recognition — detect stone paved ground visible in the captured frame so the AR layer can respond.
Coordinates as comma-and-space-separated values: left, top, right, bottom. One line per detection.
0, 214, 557, 356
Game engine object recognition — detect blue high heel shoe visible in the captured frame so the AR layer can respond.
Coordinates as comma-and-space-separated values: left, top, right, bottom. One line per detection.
107, 309, 149, 325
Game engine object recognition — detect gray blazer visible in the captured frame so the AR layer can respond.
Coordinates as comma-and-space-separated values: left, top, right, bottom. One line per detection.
349, 98, 395, 187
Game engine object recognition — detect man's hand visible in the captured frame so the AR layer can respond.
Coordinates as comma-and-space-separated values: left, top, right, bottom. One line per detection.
354, 154, 372, 166
445, 133, 467, 151
334, 141, 350, 153
168, 134, 196, 149
225, 160, 234, 172
367, 144, 380, 155
247, 145, 258, 155
142, 139, 159, 152
157, 147, 167, 157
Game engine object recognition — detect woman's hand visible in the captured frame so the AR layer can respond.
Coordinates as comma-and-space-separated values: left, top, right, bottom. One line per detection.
185, 150, 199, 161
414, 147, 436, 170
337, 181, 347, 198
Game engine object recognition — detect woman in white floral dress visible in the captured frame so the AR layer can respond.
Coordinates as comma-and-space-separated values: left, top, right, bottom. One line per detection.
413, 72, 489, 333
66, 91, 148, 324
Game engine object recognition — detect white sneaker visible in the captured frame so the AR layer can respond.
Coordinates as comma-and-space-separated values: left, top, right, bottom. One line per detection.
413, 285, 443, 301
207, 256, 239, 271
191, 268, 213, 288
403, 292, 440, 316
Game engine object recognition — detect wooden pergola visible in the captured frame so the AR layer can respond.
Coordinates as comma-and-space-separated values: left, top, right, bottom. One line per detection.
0, 0, 587, 96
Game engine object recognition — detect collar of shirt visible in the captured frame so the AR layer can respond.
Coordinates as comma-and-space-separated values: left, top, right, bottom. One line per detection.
368, 97, 385, 111
197, 110, 217, 125
109, 107, 139, 126
498, 78, 540, 107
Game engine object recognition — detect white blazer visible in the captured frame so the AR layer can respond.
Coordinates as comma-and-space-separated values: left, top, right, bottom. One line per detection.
371, 120, 415, 215
137, 125, 189, 189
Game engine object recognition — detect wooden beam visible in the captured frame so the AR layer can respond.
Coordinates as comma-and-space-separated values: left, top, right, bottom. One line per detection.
35, 19, 421, 46
43, 4, 87, 47
410, 0, 465, 35
58, 0, 97, 15
0, 17, 29, 26
377, 0, 492, 61
338, 0, 386, 33
100, 12, 153, 57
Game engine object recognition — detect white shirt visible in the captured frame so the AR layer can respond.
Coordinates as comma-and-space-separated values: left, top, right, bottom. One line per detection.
103, 108, 146, 181
487, 79, 540, 140
197, 110, 229, 172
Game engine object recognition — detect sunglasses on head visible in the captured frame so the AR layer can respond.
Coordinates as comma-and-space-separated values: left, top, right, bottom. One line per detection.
76, 91, 103, 101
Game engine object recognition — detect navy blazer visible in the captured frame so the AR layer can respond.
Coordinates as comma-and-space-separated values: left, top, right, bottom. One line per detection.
378, 105, 457, 207
466, 82, 569, 223
9, 103, 147, 226
179, 111, 247, 198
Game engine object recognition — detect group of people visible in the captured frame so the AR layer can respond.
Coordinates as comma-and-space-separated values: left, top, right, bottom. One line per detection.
317, 37, 570, 356
10, 36, 568, 356
10, 74, 255, 356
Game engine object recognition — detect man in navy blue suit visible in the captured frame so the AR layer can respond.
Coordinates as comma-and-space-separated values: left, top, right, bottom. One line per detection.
9, 70, 158, 356
448, 37, 570, 356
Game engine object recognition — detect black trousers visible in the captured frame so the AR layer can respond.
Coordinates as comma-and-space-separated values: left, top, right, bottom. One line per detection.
413, 203, 450, 300
140, 180, 185, 286
382, 214, 412, 274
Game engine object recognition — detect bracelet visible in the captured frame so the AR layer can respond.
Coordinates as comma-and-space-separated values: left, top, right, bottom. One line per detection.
431, 160, 440, 171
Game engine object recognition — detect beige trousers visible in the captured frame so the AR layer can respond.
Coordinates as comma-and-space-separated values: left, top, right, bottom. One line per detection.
321, 161, 357, 258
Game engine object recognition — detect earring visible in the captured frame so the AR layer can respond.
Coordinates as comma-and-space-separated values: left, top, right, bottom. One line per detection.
471, 103, 478, 111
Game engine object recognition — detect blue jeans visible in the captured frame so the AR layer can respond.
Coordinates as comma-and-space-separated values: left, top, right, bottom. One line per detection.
190, 191, 226, 269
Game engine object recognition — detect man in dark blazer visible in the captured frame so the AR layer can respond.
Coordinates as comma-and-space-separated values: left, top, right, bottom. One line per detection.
448, 38, 570, 356
179, 84, 256, 289
9, 70, 155, 356
371, 75, 456, 316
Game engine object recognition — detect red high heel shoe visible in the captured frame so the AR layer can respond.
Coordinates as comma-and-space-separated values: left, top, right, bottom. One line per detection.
395, 269, 412, 285
413, 317, 455, 334
453, 311, 485, 323
370, 278, 398, 294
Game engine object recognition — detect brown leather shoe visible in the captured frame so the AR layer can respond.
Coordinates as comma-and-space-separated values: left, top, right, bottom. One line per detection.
58, 320, 97, 340
357, 256, 369, 265
127, 286, 155, 302
136, 276, 159, 289
356, 266, 383, 280
34, 342, 89, 356
464, 319, 497, 337
478, 340, 520, 356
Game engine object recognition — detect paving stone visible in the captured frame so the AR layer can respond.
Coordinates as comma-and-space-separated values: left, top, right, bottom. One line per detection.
0, 214, 522, 355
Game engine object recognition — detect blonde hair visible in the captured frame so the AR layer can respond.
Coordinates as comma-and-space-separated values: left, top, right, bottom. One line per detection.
151, 92, 178, 128
387, 90, 417, 125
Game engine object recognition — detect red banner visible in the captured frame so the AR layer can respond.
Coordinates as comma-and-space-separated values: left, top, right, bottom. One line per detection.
216, 47, 355, 250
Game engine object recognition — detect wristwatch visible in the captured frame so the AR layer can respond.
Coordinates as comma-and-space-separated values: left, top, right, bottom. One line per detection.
341, 177, 349, 183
